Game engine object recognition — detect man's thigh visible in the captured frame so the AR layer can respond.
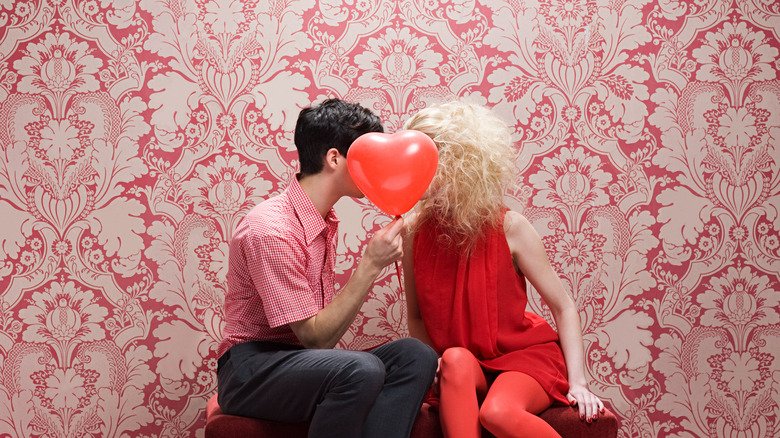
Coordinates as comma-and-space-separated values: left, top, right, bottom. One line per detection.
218, 342, 382, 422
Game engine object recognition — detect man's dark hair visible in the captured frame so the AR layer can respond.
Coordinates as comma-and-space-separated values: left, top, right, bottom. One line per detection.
294, 98, 384, 176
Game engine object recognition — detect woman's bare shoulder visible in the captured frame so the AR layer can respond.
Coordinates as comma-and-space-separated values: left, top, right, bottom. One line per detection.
503, 209, 532, 234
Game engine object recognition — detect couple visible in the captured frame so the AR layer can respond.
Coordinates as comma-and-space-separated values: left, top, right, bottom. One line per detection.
216, 98, 604, 438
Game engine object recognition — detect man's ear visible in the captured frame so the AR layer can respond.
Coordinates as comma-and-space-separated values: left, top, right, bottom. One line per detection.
324, 148, 341, 170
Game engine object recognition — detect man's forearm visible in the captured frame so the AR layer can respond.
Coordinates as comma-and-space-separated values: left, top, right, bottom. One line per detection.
289, 258, 382, 349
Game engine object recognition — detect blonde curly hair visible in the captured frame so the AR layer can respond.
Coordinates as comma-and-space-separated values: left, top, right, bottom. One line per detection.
404, 101, 516, 247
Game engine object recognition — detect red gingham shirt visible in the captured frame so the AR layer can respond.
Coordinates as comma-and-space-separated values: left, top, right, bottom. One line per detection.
218, 177, 339, 357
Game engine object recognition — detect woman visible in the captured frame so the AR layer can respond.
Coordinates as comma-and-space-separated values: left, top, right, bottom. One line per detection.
401, 101, 604, 438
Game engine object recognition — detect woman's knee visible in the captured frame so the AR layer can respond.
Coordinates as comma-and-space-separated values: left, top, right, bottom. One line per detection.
439, 347, 480, 382
479, 395, 514, 429
441, 347, 478, 368
479, 393, 559, 438
479, 372, 555, 432
440, 347, 477, 366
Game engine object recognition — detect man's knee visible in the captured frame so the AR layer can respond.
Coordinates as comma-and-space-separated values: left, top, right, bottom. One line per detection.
398, 337, 438, 370
338, 351, 386, 390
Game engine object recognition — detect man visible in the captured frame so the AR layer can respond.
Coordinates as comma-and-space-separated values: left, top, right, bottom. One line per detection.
217, 98, 438, 438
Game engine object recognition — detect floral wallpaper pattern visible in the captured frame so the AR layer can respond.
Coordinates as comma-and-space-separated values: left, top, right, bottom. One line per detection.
0, 0, 778, 437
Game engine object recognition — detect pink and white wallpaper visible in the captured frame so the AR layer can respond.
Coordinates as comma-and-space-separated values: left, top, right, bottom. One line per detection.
1, 0, 779, 437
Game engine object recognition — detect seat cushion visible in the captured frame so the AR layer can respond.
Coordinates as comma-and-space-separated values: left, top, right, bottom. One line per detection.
205, 394, 618, 438
205, 394, 309, 437
539, 405, 619, 438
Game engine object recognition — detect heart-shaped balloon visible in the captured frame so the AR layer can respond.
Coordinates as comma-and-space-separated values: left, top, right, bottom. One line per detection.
347, 130, 438, 216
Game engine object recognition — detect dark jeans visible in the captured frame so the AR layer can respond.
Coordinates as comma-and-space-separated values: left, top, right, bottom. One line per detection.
217, 338, 438, 438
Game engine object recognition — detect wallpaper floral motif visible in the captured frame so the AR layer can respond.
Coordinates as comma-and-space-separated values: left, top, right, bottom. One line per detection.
0, 0, 778, 437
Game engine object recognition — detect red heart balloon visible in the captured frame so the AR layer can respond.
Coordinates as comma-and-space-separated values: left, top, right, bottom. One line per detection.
347, 130, 438, 216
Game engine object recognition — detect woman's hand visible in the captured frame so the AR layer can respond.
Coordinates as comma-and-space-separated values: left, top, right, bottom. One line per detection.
566, 383, 604, 423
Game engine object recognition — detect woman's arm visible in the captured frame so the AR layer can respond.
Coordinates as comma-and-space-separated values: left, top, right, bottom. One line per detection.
401, 215, 435, 347
504, 211, 604, 421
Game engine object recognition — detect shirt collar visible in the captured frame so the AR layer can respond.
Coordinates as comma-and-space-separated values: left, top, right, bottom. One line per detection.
287, 175, 339, 246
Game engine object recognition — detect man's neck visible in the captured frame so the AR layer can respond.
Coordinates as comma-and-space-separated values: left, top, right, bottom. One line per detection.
298, 173, 340, 219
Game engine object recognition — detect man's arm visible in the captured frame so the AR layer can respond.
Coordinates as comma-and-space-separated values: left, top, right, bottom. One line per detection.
289, 217, 405, 349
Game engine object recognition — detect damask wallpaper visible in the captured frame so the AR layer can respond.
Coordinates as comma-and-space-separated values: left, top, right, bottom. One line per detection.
0, 0, 778, 437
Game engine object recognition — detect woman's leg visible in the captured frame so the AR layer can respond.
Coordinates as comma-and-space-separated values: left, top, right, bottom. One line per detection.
438, 347, 488, 438
479, 371, 561, 438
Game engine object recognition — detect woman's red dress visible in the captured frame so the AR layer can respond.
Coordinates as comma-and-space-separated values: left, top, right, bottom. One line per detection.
413, 215, 570, 404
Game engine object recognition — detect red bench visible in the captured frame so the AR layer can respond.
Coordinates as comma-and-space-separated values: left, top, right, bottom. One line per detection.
205, 393, 619, 437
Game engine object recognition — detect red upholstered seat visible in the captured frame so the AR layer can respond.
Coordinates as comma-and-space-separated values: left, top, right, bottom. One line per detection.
205, 393, 618, 438
206, 393, 309, 436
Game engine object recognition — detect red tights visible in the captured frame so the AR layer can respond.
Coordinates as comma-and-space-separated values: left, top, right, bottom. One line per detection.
438, 347, 561, 438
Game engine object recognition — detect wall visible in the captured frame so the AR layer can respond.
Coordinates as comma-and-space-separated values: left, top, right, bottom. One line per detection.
0, 0, 779, 437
